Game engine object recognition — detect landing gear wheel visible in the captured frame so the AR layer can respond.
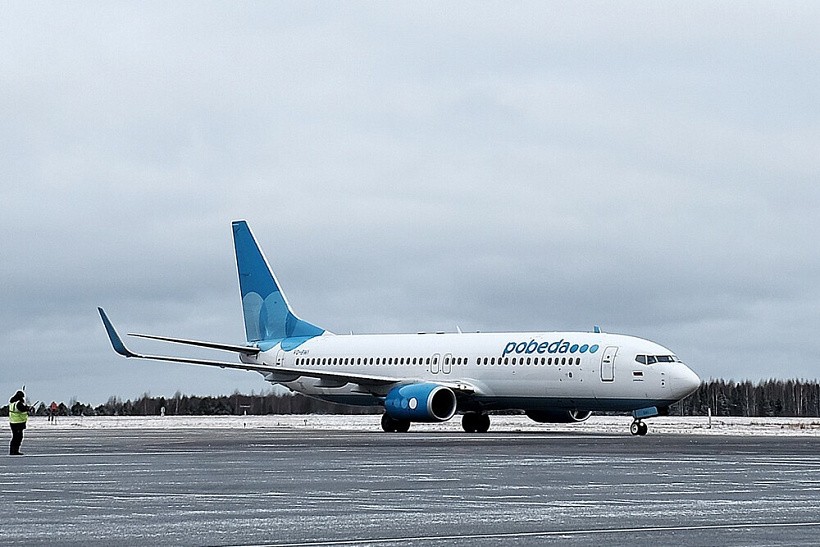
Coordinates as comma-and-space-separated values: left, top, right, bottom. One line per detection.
476, 414, 491, 433
381, 414, 411, 433
462, 412, 491, 433
381, 413, 397, 433
630, 420, 649, 436
462, 412, 478, 433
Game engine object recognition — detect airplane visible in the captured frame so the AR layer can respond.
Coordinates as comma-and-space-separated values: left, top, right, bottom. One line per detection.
99, 220, 701, 436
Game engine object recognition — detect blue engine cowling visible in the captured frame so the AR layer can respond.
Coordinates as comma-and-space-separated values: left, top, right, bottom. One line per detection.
525, 409, 592, 423
384, 383, 458, 422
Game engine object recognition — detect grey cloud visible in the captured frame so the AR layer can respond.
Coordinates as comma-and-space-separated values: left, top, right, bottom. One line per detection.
1, 3, 819, 403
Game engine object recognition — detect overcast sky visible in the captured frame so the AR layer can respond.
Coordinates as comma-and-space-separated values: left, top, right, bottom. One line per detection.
2, 2, 818, 405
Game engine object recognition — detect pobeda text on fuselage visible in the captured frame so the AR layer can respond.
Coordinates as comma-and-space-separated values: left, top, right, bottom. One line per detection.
99, 221, 701, 436
503, 339, 600, 357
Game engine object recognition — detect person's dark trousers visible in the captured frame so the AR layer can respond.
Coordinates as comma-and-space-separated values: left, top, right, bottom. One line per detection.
9, 423, 25, 455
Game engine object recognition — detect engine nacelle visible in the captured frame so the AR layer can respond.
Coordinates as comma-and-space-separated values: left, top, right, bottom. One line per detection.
526, 409, 592, 423
384, 383, 457, 422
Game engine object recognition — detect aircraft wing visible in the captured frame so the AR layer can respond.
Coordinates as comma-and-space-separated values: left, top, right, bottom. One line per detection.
98, 308, 476, 394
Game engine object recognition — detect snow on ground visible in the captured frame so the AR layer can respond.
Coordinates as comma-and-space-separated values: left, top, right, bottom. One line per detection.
28, 414, 820, 436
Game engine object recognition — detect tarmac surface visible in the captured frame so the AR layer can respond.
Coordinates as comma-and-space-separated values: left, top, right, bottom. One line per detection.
2, 418, 820, 546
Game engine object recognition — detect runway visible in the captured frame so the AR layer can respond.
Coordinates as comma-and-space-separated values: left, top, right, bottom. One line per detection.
2, 418, 820, 546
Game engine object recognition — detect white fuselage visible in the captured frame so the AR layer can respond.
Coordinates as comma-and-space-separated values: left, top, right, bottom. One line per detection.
246, 331, 700, 413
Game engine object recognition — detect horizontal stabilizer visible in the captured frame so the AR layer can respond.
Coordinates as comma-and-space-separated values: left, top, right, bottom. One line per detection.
127, 333, 259, 356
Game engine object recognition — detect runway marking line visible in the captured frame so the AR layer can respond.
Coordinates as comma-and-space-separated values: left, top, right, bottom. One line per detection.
245, 521, 820, 546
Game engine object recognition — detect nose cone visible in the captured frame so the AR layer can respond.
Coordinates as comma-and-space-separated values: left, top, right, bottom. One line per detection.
674, 364, 701, 399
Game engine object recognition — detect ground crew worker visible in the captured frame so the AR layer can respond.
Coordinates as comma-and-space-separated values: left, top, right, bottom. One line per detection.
8, 390, 30, 456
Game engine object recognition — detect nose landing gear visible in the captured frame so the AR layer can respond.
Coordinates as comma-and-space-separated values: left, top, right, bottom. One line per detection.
630, 420, 649, 436
630, 406, 660, 436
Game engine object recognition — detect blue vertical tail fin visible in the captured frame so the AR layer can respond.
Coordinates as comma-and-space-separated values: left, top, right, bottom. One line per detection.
232, 221, 325, 349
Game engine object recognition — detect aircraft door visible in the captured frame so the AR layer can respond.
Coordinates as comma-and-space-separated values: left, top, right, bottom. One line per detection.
274, 350, 285, 367
431, 353, 441, 374
601, 346, 617, 382
442, 353, 452, 374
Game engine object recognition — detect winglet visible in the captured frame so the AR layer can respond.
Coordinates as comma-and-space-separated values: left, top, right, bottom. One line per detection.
98, 308, 137, 357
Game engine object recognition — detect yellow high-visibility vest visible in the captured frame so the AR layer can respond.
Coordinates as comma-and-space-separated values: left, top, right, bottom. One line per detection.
8, 401, 28, 424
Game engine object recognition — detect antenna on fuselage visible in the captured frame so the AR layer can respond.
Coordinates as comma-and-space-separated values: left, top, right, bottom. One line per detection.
593, 325, 601, 333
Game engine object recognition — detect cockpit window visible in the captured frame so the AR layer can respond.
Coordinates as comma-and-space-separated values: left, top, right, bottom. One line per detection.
635, 354, 677, 365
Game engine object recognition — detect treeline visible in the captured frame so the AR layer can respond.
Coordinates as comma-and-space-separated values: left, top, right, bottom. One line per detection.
2, 391, 380, 417
3, 379, 820, 417
670, 379, 820, 417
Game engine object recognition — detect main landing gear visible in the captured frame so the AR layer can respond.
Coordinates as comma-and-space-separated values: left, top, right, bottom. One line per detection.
381, 413, 411, 433
630, 420, 648, 436
462, 412, 491, 433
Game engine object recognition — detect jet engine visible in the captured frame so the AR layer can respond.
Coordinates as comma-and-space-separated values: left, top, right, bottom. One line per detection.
525, 409, 592, 423
384, 383, 457, 422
